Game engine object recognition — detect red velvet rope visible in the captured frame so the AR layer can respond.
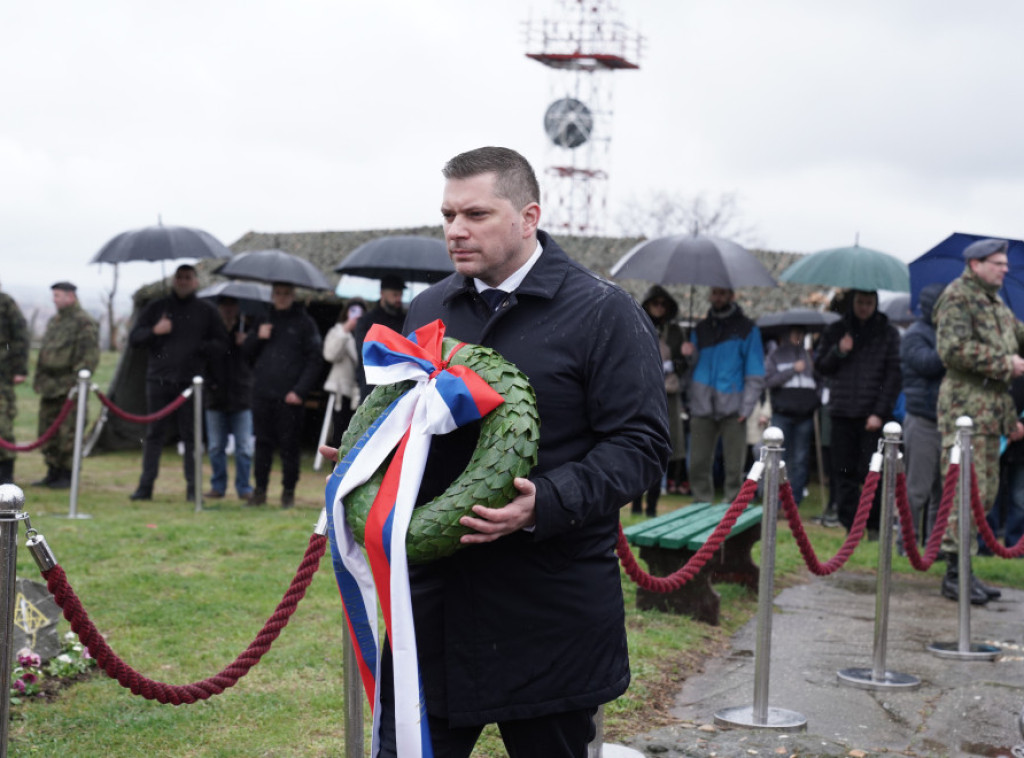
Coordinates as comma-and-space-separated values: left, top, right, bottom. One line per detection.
969, 462, 1024, 559
94, 389, 189, 424
780, 472, 879, 575
0, 397, 76, 452
42, 534, 327, 705
894, 466, 959, 570
616, 478, 759, 592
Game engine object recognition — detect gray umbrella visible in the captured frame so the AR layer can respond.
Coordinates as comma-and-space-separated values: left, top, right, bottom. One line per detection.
610, 234, 777, 289
90, 224, 232, 263
334, 235, 453, 283
215, 249, 332, 291
755, 308, 840, 332
197, 281, 272, 317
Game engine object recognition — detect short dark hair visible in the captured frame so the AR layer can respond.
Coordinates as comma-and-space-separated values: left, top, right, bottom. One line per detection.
442, 147, 540, 211
175, 264, 197, 276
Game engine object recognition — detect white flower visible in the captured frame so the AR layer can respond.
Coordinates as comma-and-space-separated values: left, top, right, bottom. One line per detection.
57, 654, 72, 664
63, 632, 77, 643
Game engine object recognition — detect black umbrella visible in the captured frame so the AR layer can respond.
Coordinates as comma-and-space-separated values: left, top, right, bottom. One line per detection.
197, 281, 272, 317
215, 249, 332, 291
755, 308, 840, 332
90, 224, 232, 263
334, 235, 453, 283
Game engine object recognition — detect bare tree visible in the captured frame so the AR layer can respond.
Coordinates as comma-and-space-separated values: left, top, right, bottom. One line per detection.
615, 190, 760, 245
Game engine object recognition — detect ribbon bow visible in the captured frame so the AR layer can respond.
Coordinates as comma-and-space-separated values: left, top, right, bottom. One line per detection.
325, 319, 504, 758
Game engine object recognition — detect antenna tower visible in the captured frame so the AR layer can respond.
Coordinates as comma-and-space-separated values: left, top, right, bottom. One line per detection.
524, 0, 642, 236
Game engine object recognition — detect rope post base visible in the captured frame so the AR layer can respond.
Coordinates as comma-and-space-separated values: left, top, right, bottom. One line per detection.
714, 427, 807, 733
928, 416, 1000, 661
838, 422, 921, 691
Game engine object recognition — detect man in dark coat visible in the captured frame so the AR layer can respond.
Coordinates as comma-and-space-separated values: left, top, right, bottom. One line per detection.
328, 147, 670, 758
353, 275, 406, 400
816, 289, 901, 532
243, 282, 322, 508
128, 264, 224, 501
900, 282, 946, 545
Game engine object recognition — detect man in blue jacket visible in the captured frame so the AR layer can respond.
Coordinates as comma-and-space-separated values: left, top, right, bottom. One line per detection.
681, 287, 765, 504
331, 147, 670, 758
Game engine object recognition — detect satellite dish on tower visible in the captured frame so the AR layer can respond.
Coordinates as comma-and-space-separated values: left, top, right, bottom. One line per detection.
543, 98, 593, 149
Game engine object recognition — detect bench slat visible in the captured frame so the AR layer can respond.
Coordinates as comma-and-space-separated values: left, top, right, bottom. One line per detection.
623, 503, 715, 547
675, 506, 764, 551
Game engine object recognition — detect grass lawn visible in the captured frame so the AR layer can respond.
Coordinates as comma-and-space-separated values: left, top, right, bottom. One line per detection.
5, 350, 1022, 757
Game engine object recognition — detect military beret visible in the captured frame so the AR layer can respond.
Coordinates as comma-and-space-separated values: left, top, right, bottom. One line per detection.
50, 281, 77, 292
963, 238, 1008, 261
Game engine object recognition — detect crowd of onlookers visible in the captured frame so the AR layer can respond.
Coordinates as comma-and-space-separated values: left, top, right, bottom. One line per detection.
0, 265, 408, 511
636, 237, 1023, 606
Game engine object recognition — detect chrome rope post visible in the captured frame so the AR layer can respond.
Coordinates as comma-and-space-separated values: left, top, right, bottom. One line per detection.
715, 427, 807, 732
193, 376, 204, 513
928, 416, 999, 660
0, 485, 30, 758
838, 422, 920, 689
313, 392, 336, 472
63, 370, 92, 520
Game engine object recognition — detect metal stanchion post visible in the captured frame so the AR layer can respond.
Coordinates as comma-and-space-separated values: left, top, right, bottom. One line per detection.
715, 427, 806, 731
0, 484, 30, 758
928, 416, 1000, 660
62, 370, 92, 520
314, 393, 337, 472
838, 422, 920, 689
344, 621, 364, 758
193, 376, 204, 513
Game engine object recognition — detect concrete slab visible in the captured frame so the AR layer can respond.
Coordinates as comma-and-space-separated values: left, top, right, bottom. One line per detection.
618, 571, 1024, 757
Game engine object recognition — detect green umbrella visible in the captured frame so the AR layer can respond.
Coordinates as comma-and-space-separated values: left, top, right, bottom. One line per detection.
779, 244, 910, 292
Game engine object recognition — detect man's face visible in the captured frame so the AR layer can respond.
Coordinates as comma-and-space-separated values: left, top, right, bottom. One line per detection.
272, 284, 295, 311
172, 269, 198, 298
442, 172, 540, 287
852, 292, 877, 321
971, 253, 1010, 288
380, 288, 404, 310
708, 288, 734, 310
218, 299, 240, 324
52, 289, 75, 310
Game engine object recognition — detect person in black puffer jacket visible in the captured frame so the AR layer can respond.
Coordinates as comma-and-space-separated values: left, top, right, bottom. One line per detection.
242, 283, 322, 508
816, 290, 901, 531
900, 282, 946, 544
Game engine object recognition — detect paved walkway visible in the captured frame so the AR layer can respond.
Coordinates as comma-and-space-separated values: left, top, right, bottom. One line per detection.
615, 571, 1024, 757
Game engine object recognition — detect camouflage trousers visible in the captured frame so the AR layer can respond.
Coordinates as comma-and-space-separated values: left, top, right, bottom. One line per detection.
941, 433, 1000, 556
38, 396, 79, 471
0, 385, 14, 464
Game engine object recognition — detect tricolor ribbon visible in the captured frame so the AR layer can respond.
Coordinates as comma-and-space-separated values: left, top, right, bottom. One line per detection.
324, 319, 504, 757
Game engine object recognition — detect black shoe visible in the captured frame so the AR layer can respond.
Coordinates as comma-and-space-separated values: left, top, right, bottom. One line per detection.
32, 467, 57, 487
972, 574, 1002, 600
186, 488, 196, 502
941, 564, 989, 605
203, 489, 225, 499
281, 489, 295, 509
48, 469, 72, 489
129, 488, 152, 501
246, 489, 267, 506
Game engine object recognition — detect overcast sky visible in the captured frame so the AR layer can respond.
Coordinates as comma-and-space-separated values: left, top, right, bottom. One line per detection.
4, 0, 1024, 315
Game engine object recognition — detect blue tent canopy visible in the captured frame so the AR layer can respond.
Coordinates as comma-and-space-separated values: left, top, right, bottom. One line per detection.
909, 232, 1024, 320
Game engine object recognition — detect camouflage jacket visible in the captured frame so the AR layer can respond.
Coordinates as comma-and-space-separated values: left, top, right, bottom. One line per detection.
34, 302, 100, 398
0, 292, 29, 383
934, 266, 1024, 441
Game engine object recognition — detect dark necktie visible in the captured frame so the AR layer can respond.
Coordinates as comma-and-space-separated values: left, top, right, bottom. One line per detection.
480, 288, 507, 312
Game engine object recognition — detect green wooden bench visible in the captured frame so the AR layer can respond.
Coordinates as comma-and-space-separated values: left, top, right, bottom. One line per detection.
622, 502, 763, 625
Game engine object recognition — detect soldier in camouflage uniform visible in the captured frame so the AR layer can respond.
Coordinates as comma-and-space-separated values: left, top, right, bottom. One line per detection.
32, 282, 100, 489
0, 287, 29, 485
934, 238, 1024, 605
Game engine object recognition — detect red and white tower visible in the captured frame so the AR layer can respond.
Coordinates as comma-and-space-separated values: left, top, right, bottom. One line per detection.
524, 0, 643, 235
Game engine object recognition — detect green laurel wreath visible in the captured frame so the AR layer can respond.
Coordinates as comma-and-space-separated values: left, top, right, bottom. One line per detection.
339, 337, 540, 564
